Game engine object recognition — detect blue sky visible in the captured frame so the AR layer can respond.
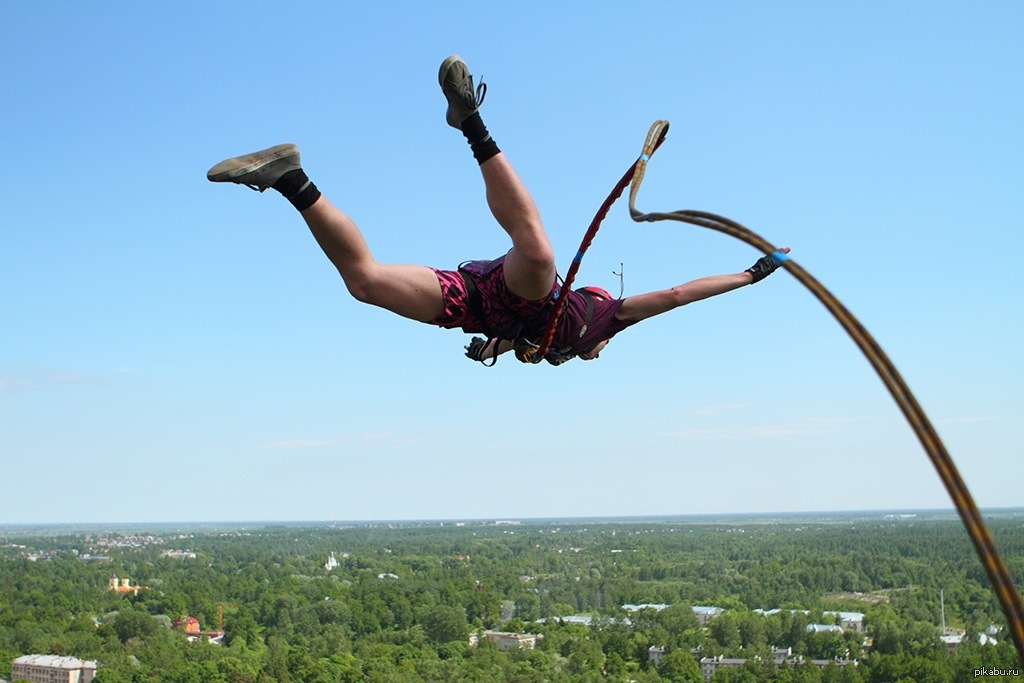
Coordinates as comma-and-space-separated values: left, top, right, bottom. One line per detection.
2, 2, 1021, 525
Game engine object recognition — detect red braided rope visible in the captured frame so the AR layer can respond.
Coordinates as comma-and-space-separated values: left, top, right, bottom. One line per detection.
532, 130, 668, 361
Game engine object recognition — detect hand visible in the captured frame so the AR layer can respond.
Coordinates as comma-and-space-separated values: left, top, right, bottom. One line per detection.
746, 247, 791, 283
577, 339, 610, 361
465, 337, 491, 361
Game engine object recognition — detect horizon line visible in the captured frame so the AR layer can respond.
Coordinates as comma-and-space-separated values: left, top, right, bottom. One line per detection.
3, 507, 1024, 531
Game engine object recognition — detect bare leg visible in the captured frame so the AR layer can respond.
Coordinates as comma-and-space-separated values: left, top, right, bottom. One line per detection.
300, 196, 445, 322
478, 153, 557, 301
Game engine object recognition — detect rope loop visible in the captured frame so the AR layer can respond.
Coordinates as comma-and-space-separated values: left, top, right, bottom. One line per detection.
627, 120, 1024, 667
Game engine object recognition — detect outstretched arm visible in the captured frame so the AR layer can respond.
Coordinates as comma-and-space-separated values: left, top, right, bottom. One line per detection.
616, 248, 790, 323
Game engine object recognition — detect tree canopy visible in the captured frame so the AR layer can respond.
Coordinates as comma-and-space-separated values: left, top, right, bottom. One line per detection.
1, 513, 1020, 681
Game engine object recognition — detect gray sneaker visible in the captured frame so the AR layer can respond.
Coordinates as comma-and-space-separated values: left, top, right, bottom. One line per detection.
439, 55, 486, 129
207, 143, 300, 192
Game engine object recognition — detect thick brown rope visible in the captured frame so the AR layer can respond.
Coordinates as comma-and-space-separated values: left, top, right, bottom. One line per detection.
630, 120, 1024, 667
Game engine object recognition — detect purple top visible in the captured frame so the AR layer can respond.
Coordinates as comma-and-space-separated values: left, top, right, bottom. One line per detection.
547, 290, 636, 358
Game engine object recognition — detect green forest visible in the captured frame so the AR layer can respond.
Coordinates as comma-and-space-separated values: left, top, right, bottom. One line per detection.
1, 512, 1022, 682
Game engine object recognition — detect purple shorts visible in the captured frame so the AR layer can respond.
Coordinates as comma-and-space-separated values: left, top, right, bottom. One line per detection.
428, 255, 637, 360
428, 256, 554, 335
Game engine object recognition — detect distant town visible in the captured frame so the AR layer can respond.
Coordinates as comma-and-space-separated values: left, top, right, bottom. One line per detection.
1, 512, 1020, 682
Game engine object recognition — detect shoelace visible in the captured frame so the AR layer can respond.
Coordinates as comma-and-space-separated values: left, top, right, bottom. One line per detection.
473, 79, 487, 108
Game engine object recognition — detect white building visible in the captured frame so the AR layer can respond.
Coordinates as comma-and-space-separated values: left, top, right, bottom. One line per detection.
325, 552, 339, 571
699, 655, 747, 681
824, 611, 865, 632
470, 630, 541, 651
754, 608, 864, 633
699, 652, 857, 681
941, 630, 966, 652
538, 615, 594, 626
11, 655, 98, 683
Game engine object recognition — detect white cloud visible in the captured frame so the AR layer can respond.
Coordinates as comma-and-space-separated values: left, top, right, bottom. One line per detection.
42, 372, 98, 384
690, 403, 751, 417
257, 433, 393, 449
937, 416, 998, 425
0, 376, 30, 391
0, 372, 104, 391
661, 415, 881, 441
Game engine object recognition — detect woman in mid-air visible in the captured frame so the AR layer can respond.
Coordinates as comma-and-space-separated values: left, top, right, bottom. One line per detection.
208, 56, 788, 366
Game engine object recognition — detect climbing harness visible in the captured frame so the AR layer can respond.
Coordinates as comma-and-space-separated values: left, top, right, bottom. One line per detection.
461, 261, 605, 366
621, 119, 1024, 667
459, 258, 556, 365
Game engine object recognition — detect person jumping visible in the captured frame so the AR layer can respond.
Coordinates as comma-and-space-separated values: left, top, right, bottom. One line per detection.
207, 55, 788, 365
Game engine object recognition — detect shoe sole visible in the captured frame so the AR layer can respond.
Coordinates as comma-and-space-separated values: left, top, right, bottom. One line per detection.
207, 143, 299, 182
438, 54, 467, 90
